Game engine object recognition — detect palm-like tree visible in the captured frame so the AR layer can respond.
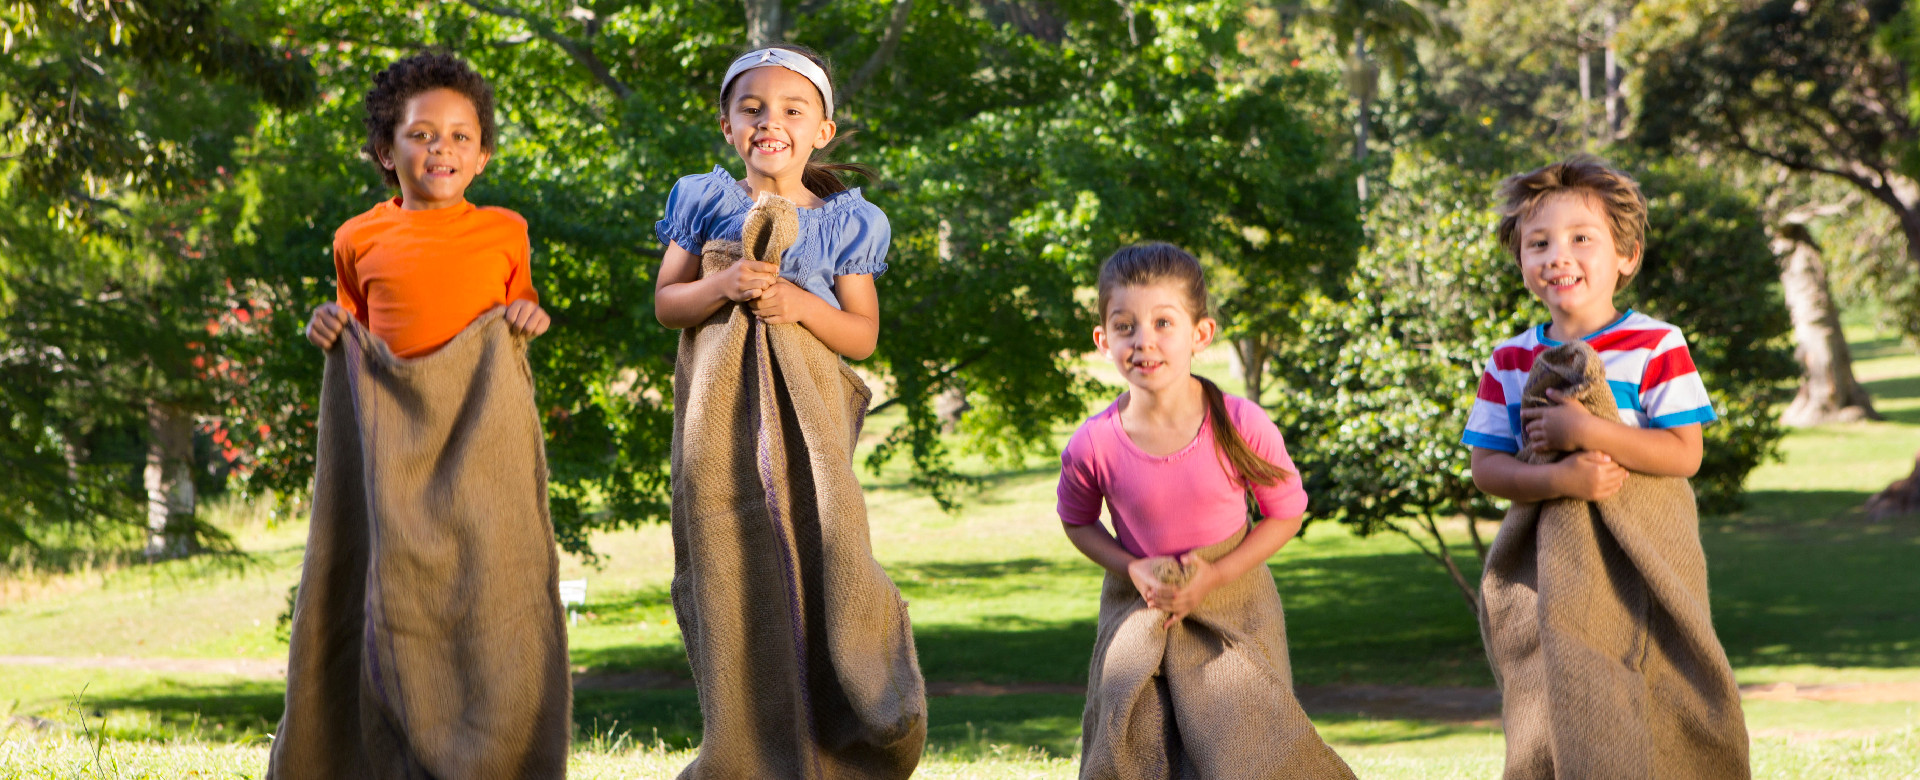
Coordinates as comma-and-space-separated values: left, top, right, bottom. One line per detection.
1289, 0, 1453, 199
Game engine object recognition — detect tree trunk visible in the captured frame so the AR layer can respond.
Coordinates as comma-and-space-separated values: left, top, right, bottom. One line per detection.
1865, 453, 1920, 520
1351, 29, 1371, 201
145, 402, 200, 560
1774, 224, 1880, 426
744, 0, 784, 47
1604, 9, 1623, 138
1228, 336, 1269, 406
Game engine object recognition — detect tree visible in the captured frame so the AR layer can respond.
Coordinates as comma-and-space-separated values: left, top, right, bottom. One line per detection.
0, 0, 316, 558
1630, 0, 1913, 425
1286, 0, 1454, 199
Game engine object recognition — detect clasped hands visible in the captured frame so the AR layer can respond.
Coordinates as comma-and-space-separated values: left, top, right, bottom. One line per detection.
1127, 554, 1223, 630
1521, 387, 1627, 501
713, 259, 811, 324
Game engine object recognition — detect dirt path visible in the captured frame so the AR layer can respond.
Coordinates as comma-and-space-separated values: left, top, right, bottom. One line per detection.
7, 655, 1917, 723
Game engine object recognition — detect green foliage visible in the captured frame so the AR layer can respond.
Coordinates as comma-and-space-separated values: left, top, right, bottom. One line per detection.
1622, 155, 1798, 510
1271, 143, 1794, 592
1268, 146, 1525, 601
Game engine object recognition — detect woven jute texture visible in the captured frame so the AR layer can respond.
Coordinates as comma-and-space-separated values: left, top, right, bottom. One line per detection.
268, 308, 571, 780
1479, 340, 1750, 780
1080, 526, 1357, 780
669, 194, 927, 780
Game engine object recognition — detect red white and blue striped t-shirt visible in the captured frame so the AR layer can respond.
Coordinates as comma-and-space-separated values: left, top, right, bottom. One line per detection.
1462, 310, 1717, 454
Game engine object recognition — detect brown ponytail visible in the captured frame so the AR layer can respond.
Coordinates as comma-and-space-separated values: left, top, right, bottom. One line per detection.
719, 42, 878, 198
1096, 243, 1296, 489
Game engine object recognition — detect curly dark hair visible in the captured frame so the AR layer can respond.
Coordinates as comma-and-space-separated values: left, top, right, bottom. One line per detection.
361, 52, 497, 188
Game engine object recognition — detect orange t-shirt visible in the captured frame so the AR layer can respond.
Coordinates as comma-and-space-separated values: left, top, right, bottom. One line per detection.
334, 198, 538, 358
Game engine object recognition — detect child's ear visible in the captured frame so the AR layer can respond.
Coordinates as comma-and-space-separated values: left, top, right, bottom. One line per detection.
1093, 325, 1109, 354
1620, 242, 1643, 276
814, 118, 837, 150
376, 143, 396, 171
1193, 317, 1217, 350
475, 148, 491, 176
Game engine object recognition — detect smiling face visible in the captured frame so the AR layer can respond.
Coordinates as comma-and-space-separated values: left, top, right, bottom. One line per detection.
1094, 283, 1217, 394
1517, 191, 1641, 333
720, 66, 835, 186
379, 88, 490, 211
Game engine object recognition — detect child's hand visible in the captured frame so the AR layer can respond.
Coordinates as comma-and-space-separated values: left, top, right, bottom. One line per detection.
715, 259, 779, 303
1126, 556, 1178, 608
505, 300, 551, 338
1154, 553, 1223, 629
1522, 388, 1599, 454
306, 303, 349, 350
748, 279, 816, 325
1553, 450, 1628, 501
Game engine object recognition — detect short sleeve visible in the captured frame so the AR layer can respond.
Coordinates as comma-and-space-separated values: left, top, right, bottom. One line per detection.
1640, 330, 1718, 428
333, 231, 368, 325
1056, 425, 1104, 526
655, 172, 723, 254
833, 204, 890, 278
1462, 358, 1520, 453
1229, 399, 1309, 520
504, 216, 539, 305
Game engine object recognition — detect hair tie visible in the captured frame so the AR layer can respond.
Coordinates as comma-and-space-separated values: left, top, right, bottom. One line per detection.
721, 48, 836, 119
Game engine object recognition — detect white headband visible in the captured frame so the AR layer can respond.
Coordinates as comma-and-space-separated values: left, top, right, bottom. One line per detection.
721, 48, 836, 119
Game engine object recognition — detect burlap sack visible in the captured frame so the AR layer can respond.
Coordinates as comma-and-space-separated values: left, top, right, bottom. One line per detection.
1080, 526, 1356, 780
669, 194, 927, 780
1479, 340, 1749, 780
268, 309, 572, 780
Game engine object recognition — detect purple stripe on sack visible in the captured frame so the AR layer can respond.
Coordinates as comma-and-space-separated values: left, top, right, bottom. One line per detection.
750, 319, 824, 775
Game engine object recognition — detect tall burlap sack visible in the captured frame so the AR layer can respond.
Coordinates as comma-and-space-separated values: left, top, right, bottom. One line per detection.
1479, 340, 1749, 780
268, 309, 572, 780
669, 194, 927, 780
1080, 526, 1357, 780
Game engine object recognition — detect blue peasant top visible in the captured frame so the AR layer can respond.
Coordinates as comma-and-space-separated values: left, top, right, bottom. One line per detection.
654, 166, 890, 310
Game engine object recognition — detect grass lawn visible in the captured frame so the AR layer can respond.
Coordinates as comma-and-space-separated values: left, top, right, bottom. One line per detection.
4, 331, 1919, 777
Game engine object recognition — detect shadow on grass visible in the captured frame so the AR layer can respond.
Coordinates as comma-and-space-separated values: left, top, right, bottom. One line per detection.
77, 679, 285, 743
1312, 712, 1500, 747
862, 464, 1061, 495
1706, 490, 1920, 672
1850, 335, 1914, 362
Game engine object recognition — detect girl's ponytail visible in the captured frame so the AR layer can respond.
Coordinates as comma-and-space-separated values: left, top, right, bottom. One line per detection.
1095, 242, 1295, 490
800, 159, 874, 198
1196, 375, 1294, 488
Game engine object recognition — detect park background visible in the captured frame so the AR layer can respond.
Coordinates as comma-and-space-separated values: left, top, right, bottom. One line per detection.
3, 0, 1919, 776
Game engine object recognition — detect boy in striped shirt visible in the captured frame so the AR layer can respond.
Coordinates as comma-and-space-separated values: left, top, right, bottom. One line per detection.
1464, 157, 1713, 500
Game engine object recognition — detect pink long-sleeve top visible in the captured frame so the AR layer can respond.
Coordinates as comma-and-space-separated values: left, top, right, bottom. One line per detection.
1057, 393, 1309, 558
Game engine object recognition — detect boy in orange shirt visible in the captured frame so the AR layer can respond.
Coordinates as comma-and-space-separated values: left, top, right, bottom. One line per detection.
306, 53, 549, 353
272, 53, 569, 780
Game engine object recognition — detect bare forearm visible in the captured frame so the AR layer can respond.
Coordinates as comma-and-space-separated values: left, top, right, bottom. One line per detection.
1207, 512, 1303, 583
655, 276, 731, 329
1580, 423, 1701, 477
1063, 522, 1137, 578
1471, 449, 1568, 503
797, 298, 879, 360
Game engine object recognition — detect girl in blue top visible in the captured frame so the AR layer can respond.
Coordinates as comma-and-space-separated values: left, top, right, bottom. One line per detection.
653, 43, 887, 359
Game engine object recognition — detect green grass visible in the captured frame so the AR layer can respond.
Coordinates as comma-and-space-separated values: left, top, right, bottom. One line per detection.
4, 329, 1920, 776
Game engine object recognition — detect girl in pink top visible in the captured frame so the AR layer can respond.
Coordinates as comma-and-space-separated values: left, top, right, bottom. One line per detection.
1060, 243, 1354, 779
